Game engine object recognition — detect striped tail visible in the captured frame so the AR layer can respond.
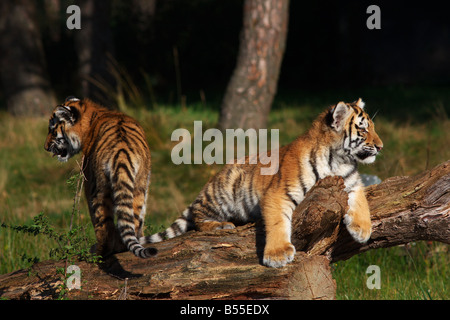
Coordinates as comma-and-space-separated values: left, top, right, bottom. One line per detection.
141, 208, 194, 244
113, 163, 157, 259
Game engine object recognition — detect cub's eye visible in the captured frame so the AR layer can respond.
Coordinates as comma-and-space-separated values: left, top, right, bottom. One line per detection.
355, 125, 368, 133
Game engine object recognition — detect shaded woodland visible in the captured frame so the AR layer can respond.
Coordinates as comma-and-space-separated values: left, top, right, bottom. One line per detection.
1, 0, 450, 127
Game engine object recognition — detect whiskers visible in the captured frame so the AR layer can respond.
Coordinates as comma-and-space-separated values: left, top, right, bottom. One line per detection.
371, 109, 380, 120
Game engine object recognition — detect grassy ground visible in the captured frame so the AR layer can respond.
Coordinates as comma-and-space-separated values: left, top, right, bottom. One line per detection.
0, 87, 449, 299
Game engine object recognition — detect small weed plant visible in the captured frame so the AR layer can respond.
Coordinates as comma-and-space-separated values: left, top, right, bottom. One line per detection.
1, 157, 101, 298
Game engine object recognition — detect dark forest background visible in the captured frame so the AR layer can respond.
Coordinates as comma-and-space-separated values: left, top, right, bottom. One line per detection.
1, 0, 449, 120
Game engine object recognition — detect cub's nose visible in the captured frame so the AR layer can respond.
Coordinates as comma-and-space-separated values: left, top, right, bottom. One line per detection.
375, 145, 383, 152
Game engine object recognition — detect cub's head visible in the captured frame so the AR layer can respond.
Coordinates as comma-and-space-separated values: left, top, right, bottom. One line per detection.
328, 98, 383, 164
44, 96, 83, 162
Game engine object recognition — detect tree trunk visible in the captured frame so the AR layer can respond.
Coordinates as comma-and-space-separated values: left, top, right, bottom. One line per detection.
44, 0, 62, 43
0, 160, 448, 300
74, 0, 116, 107
0, 0, 56, 116
131, 0, 157, 34
219, 0, 289, 130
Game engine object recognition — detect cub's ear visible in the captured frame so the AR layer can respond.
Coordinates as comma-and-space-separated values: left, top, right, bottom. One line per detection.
330, 102, 351, 132
355, 98, 365, 109
65, 96, 80, 103
54, 105, 79, 125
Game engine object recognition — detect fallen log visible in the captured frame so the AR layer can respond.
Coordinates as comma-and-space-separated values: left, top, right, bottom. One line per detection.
0, 160, 448, 300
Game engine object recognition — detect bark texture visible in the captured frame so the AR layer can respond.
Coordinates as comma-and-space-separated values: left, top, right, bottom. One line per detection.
219, 0, 289, 130
0, 160, 448, 300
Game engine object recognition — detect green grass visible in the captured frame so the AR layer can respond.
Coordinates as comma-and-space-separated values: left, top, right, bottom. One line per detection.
0, 88, 449, 299
333, 242, 448, 300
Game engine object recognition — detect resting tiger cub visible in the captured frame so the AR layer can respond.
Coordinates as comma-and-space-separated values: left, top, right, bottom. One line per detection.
44, 97, 157, 259
142, 98, 383, 268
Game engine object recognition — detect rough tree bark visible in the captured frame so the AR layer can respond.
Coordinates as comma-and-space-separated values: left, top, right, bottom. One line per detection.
219, 0, 289, 130
0, 0, 56, 116
0, 160, 448, 300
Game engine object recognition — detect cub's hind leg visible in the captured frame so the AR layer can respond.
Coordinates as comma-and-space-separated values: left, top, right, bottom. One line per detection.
85, 171, 126, 257
196, 220, 236, 231
87, 189, 123, 257
344, 186, 372, 243
190, 181, 236, 232
190, 202, 236, 232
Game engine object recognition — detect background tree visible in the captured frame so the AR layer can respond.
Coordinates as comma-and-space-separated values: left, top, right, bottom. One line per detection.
219, 0, 289, 130
74, 0, 116, 107
0, 0, 56, 116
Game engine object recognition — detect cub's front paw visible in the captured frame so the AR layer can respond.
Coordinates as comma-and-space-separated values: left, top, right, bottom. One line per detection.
263, 242, 296, 268
344, 213, 372, 243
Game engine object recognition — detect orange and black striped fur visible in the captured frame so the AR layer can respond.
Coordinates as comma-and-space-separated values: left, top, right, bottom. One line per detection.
44, 97, 156, 259
143, 99, 383, 267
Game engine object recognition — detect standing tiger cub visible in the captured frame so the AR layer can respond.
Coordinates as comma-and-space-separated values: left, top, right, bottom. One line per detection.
44, 97, 157, 259
142, 98, 383, 268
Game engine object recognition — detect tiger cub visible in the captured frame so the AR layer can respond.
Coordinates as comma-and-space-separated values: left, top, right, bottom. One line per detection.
44, 97, 157, 259
142, 98, 383, 268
